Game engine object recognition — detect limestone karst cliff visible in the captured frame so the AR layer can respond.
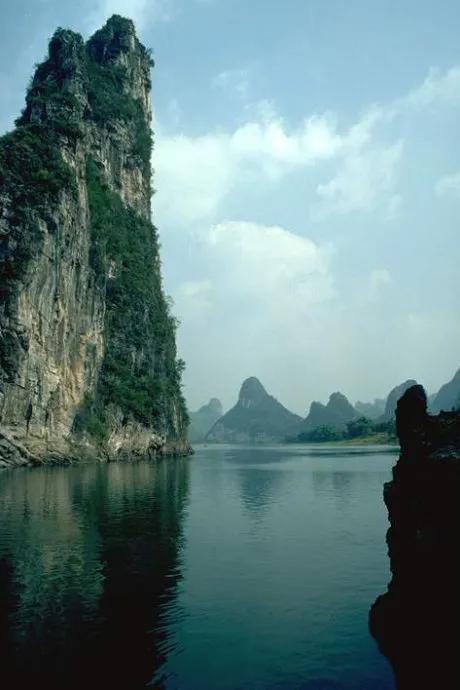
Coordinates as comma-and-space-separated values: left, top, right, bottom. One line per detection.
0, 16, 189, 467
370, 385, 460, 689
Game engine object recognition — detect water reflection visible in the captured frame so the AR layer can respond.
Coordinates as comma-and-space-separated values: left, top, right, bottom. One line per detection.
0, 459, 189, 689
225, 447, 291, 518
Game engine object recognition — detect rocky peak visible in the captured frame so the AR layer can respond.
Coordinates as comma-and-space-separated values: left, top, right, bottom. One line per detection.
328, 391, 355, 414
301, 391, 357, 432
431, 366, 460, 413
238, 377, 268, 409
87, 15, 152, 118
206, 398, 223, 414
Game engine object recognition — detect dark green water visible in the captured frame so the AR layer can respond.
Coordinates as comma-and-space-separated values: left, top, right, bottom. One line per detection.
0, 445, 397, 689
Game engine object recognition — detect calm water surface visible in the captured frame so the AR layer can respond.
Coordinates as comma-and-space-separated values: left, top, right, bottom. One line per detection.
0, 445, 397, 689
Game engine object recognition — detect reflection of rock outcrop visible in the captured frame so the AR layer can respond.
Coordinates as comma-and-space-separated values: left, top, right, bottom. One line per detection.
0, 459, 189, 688
370, 385, 460, 690
229, 448, 290, 517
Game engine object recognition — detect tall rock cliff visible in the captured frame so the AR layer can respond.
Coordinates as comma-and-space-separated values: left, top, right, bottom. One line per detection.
0, 16, 189, 467
370, 385, 460, 689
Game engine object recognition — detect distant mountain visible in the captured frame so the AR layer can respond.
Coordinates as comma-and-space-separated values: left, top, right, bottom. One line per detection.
188, 398, 223, 443
299, 392, 358, 433
431, 368, 460, 413
355, 398, 385, 420
205, 377, 302, 443
380, 380, 418, 421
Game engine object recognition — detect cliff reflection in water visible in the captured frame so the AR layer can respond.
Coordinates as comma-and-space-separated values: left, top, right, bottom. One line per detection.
0, 458, 190, 689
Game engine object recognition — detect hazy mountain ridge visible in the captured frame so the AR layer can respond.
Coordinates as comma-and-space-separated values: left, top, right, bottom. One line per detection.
430, 367, 460, 413
205, 377, 302, 443
188, 398, 223, 443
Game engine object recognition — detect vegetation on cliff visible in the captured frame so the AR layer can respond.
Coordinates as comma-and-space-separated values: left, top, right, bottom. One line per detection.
78, 158, 187, 440
0, 15, 189, 464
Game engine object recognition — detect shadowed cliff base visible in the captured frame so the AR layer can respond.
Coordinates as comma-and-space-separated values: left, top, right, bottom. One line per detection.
370, 384, 460, 690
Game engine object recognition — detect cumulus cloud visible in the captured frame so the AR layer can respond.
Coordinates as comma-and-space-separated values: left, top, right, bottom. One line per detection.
153, 62, 460, 410
314, 141, 403, 217
435, 171, 460, 199
174, 221, 335, 409
154, 106, 397, 224
404, 66, 460, 109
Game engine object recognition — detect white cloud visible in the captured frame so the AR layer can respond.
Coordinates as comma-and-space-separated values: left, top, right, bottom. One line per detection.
174, 221, 335, 409
314, 142, 403, 217
154, 63, 460, 410
154, 106, 392, 224
203, 221, 334, 312
435, 171, 460, 199
404, 66, 460, 109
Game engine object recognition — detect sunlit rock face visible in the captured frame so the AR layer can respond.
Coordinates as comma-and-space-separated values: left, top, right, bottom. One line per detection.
370, 384, 460, 690
0, 16, 190, 467
206, 377, 302, 443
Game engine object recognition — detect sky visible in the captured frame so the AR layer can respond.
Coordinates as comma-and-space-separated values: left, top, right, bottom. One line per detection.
1, 0, 460, 415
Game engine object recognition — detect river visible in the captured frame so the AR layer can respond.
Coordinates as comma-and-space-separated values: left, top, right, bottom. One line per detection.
0, 444, 397, 689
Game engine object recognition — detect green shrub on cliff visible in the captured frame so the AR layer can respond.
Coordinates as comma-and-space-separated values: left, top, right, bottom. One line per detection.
84, 158, 188, 438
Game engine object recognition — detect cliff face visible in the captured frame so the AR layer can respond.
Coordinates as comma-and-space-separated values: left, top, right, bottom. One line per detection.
0, 16, 190, 468
370, 385, 460, 689
206, 377, 301, 443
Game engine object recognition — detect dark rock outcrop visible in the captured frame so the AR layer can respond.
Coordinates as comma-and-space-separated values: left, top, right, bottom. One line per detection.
206, 377, 301, 443
188, 398, 223, 443
0, 16, 190, 467
300, 391, 357, 433
370, 385, 460, 689
431, 366, 460, 413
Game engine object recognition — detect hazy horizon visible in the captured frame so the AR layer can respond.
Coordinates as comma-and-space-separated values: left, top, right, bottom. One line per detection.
2, 0, 459, 414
